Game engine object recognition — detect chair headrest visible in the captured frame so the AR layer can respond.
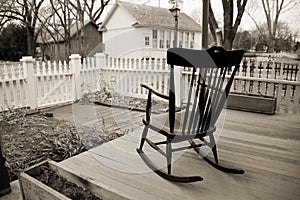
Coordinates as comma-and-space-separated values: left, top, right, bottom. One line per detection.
167, 46, 244, 68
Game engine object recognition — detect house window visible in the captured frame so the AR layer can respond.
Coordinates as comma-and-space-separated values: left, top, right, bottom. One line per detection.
152, 30, 157, 48
179, 31, 183, 48
159, 30, 165, 49
166, 31, 171, 48
190, 32, 195, 48
185, 32, 189, 48
145, 36, 150, 46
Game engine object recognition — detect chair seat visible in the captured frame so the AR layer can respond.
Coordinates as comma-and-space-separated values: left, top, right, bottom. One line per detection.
143, 110, 216, 142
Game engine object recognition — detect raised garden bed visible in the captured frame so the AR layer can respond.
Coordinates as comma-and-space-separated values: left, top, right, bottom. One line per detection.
227, 93, 276, 115
19, 160, 102, 200
81, 89, 169, 113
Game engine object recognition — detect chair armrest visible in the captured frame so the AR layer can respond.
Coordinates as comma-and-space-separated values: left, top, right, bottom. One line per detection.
140, 83, 169, 100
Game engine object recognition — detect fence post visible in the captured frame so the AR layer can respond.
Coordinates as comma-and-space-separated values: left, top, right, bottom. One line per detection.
174, 66, 183, 108
0, 130, 11, 196
95, 53, 106, 91
95, 53, 106, 68
69, 54, 82, 101
21, 56, 37, 109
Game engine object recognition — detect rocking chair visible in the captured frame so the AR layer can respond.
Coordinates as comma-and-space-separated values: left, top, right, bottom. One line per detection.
136, 46, 245, 183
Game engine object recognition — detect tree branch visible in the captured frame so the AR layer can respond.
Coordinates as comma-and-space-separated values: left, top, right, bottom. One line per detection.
233, 0, 248, 35
208, 1, 220, 44
262, 0, 272, 36
245, 9, 264, 35
93, 0, 110, 22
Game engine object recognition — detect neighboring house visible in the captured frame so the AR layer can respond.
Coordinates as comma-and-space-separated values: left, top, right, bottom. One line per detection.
98, 1, 202, 58
37, 21, 102, 61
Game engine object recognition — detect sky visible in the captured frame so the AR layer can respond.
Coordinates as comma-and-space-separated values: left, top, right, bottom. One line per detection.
104, 0, 300, 35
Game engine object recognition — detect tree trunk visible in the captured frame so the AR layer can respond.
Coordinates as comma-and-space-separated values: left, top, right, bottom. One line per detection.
209, 3, 219, 45
267, 36, 275, 52
223, 37, 234, 50
27, 27, 35, 56
209, 0, 247, 50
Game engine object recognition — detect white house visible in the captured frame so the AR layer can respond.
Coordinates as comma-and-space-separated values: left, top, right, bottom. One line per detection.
99, 1, 202, 58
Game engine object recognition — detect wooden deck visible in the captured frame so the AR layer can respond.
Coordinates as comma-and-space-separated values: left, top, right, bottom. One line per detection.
50, 104, 300, 200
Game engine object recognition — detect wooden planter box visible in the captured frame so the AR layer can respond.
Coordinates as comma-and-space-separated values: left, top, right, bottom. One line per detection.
18, 160, 99, 200
227, 93, 276, 115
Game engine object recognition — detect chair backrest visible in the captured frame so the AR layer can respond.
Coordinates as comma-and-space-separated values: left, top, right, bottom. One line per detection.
167, 46, 244, 134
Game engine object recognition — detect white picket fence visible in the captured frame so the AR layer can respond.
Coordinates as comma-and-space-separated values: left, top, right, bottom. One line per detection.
100, 57, 170, 98
233, 58, 300, 113
101, 56, 300, 114
0, 54, 104, 110
0, 53, 299, 114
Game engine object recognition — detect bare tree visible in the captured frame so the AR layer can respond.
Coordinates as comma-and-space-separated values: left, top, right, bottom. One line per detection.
0, 0, 46, 56
49, 0, 75, 59
208, 0, 248, 50
82, 0, 111, 23
258, 0, 295, 52
48, 0, 110, 56
251, 21, 294, 52
0, 1, 10, 32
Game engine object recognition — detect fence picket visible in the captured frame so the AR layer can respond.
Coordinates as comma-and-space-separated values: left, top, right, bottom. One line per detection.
8, 81, 14, 107
10, 66, 18, 106
17, 63, 23, 79
13, 79, 20, 107
0, 83, 4, 109
58, 61, 63, 74
236, 79, 243, 93
53, 61, 58, 75
252, 80, 258, 94
285, 85, 292, 113
36, 62, 41, 76
20, 80, 26, 107
3, 65, 9, 80
294, 85, 300, 114
276, 83, 283, 112
2, 82, 8, 107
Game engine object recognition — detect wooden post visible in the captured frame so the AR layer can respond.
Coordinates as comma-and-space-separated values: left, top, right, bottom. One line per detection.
95, 53, 106, 69
294, 85, 300, 114
69, 54, 82, 101
95, 53, 106, 91
21, 56, 37, 109
0, 125, 11, 196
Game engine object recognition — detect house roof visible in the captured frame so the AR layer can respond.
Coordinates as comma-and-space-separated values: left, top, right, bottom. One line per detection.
100, 1, 201, 32
38, 20, 99, 44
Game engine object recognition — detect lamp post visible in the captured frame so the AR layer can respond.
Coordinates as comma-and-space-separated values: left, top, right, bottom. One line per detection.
169, 0, 183, 108
169, 0, 182, 48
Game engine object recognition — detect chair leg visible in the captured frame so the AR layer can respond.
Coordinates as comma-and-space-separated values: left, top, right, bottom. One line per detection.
212, 145, 219, 164
166, 137, 172, 174
139, 126, 149, 150
210, 136, 219, 164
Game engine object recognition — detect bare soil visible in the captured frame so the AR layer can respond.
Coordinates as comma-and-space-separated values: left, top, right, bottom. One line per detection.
33, 165, 101, 200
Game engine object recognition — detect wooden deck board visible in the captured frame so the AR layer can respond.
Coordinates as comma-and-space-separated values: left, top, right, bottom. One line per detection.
49, 105, 300, 200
